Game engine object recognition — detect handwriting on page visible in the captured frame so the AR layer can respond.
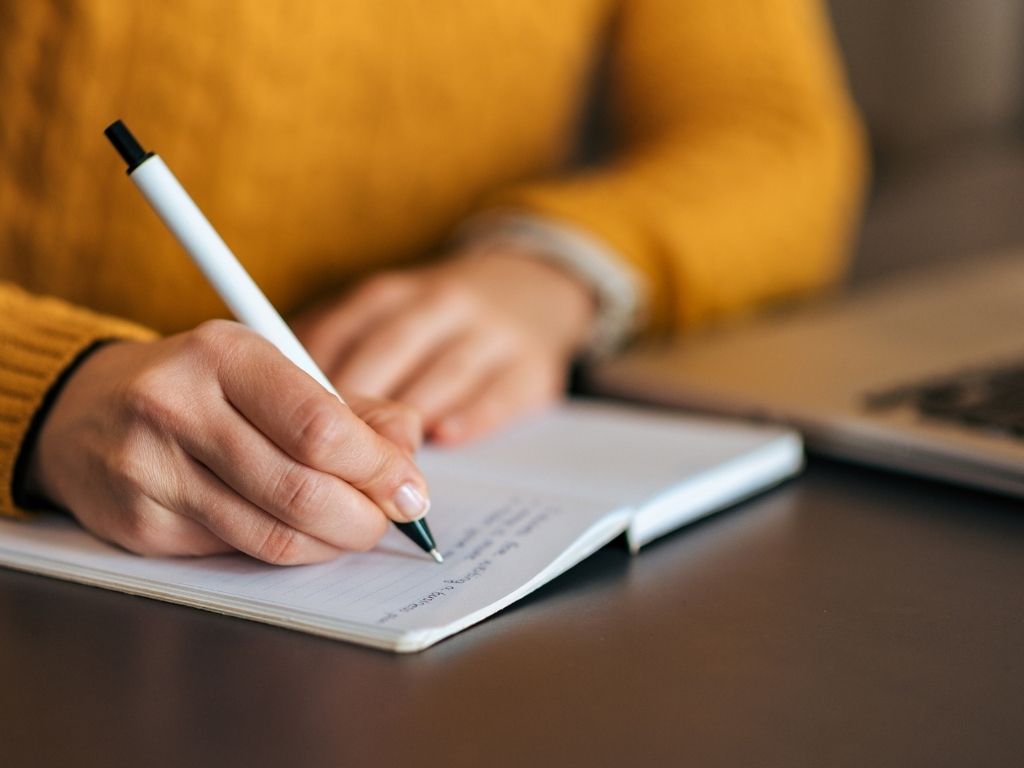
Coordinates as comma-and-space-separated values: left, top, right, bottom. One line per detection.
374, 500, 551, 624
237, 495, 557, 626
133, 483, 595, 633
0, 477, 617, 644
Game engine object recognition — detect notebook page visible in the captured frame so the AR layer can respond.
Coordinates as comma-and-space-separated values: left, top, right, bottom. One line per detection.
422, 401, 796, 508
0, 473, 628, 651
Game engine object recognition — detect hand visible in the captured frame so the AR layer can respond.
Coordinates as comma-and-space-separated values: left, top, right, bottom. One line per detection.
24, 321, 430, 565
291, 247, 597, 444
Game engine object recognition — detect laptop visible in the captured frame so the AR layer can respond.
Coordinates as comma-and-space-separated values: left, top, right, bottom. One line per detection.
587, 248, 1024, 497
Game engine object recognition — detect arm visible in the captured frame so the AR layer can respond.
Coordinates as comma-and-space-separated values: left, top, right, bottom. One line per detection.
292, 0, 865, 441
482, 0, 868, 334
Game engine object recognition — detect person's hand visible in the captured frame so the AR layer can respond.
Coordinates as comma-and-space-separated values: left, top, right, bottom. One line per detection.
24, 321, 430, 565
291, 247, 597, 444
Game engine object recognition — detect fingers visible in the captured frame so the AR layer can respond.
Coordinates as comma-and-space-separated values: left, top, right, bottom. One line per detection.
35, 318, 439, 567
294, 275, 417, 374
395, 329, 512, 428
432, 362, 562, 445
88, 498, 231, 559
177, 398, 391, 553
329, 282, 472, 397
207, 325, 431, 523
290, 263, 581, 449
174, 457, 346, 565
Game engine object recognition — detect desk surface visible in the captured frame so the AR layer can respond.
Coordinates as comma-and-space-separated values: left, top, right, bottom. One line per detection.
1, 457, 1021, 768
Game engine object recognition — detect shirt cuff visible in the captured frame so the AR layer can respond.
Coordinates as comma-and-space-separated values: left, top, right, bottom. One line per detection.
453, 211, 647, 357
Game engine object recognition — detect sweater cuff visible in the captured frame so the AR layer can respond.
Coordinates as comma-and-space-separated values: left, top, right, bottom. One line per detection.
453, 210, 648, 358
0, 284, 157, 518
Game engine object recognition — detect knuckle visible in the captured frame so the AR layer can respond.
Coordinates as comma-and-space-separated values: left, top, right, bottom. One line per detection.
290, 395, 345, 464
271, 464, 330, 516
105, 441, 151, 491
129, 389, 182, 432
254, 520, 305, 565
120, 355, 205, 433
186, 320, 251, 372
122, 367, 172, 421
363, 443, 413, 496
190, 319, 240, 350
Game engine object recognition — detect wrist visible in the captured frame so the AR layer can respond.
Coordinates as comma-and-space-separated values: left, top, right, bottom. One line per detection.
18, 340, 127, 508
452, 211, 645, 357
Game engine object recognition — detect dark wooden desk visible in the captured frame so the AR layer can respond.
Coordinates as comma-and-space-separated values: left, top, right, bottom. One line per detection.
1, 458, 1021, 768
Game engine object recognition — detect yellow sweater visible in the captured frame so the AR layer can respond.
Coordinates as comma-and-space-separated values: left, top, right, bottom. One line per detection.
0, 0, 866, 517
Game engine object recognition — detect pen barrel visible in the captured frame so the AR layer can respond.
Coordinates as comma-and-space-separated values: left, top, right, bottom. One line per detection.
129, 155, 341, 400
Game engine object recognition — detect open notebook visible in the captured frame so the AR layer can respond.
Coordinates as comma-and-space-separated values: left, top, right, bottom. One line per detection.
0, 401, 801, 652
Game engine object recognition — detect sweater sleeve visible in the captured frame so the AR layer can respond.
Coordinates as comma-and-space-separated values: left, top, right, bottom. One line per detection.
0, 283, 157, 518
481, 0, 868, 335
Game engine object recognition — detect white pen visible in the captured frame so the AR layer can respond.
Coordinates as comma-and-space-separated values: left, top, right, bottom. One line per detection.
104, 120, 442, 564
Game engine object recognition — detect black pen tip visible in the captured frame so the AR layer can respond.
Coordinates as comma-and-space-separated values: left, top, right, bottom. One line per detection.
104, 119, 152, 172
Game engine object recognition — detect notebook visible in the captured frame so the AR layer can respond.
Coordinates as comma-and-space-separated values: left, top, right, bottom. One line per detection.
0, 400, 802, 652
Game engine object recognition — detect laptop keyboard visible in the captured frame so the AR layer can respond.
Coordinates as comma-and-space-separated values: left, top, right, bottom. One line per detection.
866, 361, 1024, 437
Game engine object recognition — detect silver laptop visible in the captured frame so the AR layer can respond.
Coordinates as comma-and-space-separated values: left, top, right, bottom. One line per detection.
588, 249, 1024, 497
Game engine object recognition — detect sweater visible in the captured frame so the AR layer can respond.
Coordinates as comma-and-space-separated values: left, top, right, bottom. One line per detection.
0, 0, 866, 517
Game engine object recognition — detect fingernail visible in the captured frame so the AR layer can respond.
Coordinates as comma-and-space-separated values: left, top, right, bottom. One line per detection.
394, 483, 430, 520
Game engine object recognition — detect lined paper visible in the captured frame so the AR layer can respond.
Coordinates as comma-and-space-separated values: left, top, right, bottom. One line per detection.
0, 472, 626, 648
0, 402, 797, 650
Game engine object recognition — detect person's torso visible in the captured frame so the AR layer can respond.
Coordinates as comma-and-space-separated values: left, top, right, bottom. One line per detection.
0, 0, 611, 331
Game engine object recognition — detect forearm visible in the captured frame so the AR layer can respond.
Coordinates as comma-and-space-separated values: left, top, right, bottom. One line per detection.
490, 108, 866, 331
477, 0, 868, 334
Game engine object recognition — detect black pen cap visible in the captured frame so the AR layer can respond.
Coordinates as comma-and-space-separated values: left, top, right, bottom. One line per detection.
104, 120, 153, 173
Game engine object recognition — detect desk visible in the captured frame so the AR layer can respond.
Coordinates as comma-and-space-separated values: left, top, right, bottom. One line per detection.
1, 457, 1021, 767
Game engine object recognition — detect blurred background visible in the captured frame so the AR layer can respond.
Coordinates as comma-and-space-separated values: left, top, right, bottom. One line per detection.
827, 0, 1024, 280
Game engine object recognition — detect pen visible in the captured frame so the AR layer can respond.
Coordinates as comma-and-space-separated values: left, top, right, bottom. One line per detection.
103, 119, 443, 564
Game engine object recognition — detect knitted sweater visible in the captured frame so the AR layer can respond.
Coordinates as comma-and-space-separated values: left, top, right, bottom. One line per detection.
0, 0, 866, 517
